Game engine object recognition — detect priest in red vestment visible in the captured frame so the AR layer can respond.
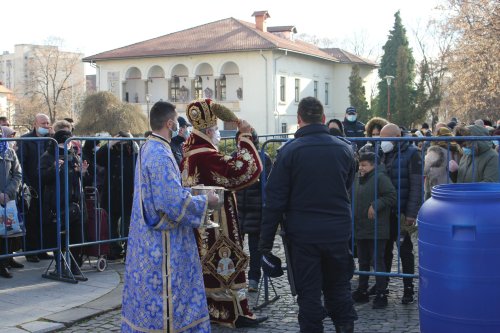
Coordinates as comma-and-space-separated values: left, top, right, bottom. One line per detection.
182, 98, 267, 328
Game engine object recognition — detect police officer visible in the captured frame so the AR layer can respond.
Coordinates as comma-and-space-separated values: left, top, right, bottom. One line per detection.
259, 97, 357, 333
343, 106, 366, 150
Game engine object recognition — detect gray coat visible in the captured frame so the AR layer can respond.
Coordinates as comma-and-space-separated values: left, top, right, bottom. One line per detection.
0, 148, 22, 200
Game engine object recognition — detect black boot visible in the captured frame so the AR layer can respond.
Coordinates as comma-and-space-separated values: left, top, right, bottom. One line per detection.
335, 322, 354, 333
0, 261, 13, 278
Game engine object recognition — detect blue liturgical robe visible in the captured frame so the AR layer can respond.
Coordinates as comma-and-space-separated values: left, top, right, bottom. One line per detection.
121, 136, 210, 333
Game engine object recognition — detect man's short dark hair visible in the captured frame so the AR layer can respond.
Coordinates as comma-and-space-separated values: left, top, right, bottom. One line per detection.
421, 122, 429, 129
298, 97, 324, 124
150, 101, 176, 130
0, 116, 8, 122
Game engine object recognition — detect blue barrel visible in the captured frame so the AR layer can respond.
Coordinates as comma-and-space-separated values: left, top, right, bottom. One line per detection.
418, 183, 500, 333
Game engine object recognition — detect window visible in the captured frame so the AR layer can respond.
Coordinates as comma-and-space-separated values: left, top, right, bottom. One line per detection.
325, 82, 329, 105
281, 123, 287, 133
279, 76, 286, 102
215, 75, 226, 101
194, 76, 203, 99
314, 81, 318, 98
170, 76, 180, 102
294, 79, 300, 102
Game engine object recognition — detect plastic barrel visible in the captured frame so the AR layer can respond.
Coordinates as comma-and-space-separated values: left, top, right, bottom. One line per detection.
418, 183, 500, 333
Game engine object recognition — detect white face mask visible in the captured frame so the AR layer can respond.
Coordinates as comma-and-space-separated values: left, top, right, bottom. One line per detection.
183, 127, 192, 139
381, 141, 394, 153
347, 115, 357, 122
211, 129, 221, 146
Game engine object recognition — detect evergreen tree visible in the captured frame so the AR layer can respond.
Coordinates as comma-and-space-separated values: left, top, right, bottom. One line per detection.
348, 64, 370, 123
376, 11, 416, 127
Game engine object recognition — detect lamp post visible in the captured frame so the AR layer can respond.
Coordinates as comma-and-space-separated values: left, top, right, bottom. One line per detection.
145, 94, 151, 130
384, 75, 394, 122
273, 110, 280, 134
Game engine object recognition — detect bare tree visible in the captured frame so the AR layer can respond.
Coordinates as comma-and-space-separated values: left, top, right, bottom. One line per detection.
25, 38, 84, 123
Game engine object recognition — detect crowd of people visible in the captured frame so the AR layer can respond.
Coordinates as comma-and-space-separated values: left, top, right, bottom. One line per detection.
0, 100, 499, 333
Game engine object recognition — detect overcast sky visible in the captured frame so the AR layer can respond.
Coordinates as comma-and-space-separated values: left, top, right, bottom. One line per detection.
3, 0, 443, 73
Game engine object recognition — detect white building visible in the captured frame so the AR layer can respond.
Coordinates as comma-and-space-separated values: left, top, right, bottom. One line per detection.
0, 44, 85, 116
0, 84, 14, 120
83, 11, 377, 134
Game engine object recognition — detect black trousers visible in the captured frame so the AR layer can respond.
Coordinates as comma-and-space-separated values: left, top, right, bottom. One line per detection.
384, 213, 415, 288
246, 232, 262, 282
290, 241, 357, 333
356, 239, 387, 292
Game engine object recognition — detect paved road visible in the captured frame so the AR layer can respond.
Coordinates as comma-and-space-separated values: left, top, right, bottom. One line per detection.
58, 235, 420, 333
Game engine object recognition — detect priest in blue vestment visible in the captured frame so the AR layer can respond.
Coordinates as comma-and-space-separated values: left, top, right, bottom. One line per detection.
122, 101, 219, 333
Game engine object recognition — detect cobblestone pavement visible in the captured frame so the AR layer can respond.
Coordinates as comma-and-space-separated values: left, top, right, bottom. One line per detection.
58, 235, 420, 333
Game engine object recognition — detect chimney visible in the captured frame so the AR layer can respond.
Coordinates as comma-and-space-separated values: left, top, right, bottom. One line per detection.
252, 11, 270, 32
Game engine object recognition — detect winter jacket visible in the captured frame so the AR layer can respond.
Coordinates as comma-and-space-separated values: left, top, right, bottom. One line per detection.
170, 135, 185, 167
454, 125, 499, 183
17, 130, 51, 193
260, 123, 356, 251
0, 148, 22, 200
235, 152, 272, 234
353, 166, 396, 240
343, 118, 366, 150
381, 141, 422, 219
424, 146, 450, 200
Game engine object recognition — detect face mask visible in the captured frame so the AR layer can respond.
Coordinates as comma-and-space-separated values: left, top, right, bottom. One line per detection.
492, 140, 499, 147
347, 115, 357, 122
170, 121, 179, 138
183, 127, 192, 139
212, 129, 221, 146
372, 135, 380, 138
37, 127, 49, 136
381, 141, 394, 153
462, 147, 472, 156
329, 128, 343, 137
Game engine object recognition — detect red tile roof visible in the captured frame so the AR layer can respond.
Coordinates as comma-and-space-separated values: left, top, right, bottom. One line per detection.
83, 18, 339, 63
321, 48, 378, 67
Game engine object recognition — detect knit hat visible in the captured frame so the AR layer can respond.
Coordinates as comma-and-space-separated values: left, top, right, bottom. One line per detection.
186, 98, 238, 130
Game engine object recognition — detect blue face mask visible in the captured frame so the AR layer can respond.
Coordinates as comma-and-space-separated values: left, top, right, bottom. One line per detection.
37, 127, 49, 136
347, 115, 357, 122
171, 121, 179, 138
462, 147, 472, 156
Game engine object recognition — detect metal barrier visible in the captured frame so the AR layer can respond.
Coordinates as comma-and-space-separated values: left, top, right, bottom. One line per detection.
255, 135, 499, 307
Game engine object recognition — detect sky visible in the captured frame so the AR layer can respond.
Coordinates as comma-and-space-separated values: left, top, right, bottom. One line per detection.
3, 0, 443, 74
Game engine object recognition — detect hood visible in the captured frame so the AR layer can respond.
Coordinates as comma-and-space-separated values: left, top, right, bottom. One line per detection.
467, 124, 492, 154
365, 117, 389, 137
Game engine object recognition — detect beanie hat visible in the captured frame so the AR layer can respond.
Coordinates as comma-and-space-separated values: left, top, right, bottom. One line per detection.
261, 253, 284, 278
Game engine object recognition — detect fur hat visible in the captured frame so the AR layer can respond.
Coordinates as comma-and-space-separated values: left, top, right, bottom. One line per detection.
186, 98, 238, 130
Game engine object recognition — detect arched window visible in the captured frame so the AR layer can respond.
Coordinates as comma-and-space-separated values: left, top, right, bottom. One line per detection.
195, 76, 203, 99
215, 74, 226, 101
170, 76, 180, 102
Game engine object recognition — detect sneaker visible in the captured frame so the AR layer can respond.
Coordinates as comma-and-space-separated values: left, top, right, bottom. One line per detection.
401, 286, 414, 304
351, 289, 369, 303
372, 293, 388, 309
248, 279, 259, 292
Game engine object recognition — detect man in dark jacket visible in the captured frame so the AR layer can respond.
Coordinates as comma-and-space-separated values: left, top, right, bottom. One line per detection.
380, 123, 422, 305
343, 107, 365, 150
234, 129, 272, 292
170, 116, 192, 167
17, 114, 54, 262
260, 97, 357, 333
96, 131, 137, 259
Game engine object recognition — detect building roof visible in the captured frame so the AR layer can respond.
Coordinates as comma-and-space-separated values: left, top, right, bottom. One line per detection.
321, 48, 378, 67
83, 17, 339, 63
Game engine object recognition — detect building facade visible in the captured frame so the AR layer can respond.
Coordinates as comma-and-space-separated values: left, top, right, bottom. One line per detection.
84, 11, 377, 134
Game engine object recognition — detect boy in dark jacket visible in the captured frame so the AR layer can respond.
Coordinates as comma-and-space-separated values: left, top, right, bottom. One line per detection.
352, 152, 396, 309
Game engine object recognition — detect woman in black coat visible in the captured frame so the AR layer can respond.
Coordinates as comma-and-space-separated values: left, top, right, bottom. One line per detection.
40, 130, 88, 275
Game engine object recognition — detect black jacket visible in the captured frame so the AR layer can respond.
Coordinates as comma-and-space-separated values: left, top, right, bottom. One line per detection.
259, 124, 356, 252
236, 152, 273, 234
343, 118, 366, 150
17, 130, 51, 193
96, 142, 136, 215
170, 135, 185, 167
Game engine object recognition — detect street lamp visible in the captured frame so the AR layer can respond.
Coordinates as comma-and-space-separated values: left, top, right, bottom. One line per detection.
145, 94, 151, 130
384, 75, 394, 122
273, 110, 280, 134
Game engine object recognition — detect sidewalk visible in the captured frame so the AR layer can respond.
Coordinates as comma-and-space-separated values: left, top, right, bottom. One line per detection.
0, 257, 124, 333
